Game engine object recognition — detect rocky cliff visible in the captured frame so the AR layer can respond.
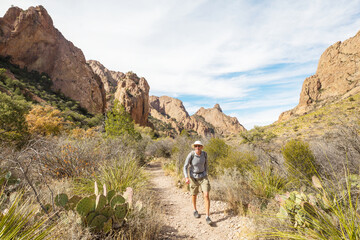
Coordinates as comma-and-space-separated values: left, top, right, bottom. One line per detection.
149, 96, 245, 136
279, 31, 360, 121
0, 6, 106, 113
114, 72, 150, 126
88, 60, 150, 126
195, 104, 246, 135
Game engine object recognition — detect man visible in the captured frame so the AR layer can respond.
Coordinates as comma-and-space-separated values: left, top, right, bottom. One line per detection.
183, 140, 212, 225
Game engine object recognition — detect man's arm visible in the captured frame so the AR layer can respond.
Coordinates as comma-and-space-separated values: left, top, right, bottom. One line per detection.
183, 152, 192, 179
204, 152, 208, 176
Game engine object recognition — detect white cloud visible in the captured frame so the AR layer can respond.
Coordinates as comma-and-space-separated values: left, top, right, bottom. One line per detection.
2, 0, 360, 128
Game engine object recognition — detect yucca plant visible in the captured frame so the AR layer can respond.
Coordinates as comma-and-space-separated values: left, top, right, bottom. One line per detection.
0, 191, 55, 239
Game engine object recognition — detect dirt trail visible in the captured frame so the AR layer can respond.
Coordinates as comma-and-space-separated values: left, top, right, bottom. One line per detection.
147, 162, 255, 240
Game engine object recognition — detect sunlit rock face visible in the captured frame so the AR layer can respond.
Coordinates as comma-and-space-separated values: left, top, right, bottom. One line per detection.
0, 6, 106, 113
149, 96, 245, 136
279, 30, 360, 122
194, 104, 246, 135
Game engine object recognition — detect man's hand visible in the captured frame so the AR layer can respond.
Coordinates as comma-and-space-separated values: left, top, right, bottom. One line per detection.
185, 177, 190, 184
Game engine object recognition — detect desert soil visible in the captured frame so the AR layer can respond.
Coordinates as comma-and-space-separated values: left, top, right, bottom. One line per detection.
147, 162, 255, 240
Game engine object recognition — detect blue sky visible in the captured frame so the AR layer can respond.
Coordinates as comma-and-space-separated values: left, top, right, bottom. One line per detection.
2, 0, 360, 129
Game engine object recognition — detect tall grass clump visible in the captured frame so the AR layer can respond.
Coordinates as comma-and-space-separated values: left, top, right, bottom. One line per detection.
282, 139, 320, 184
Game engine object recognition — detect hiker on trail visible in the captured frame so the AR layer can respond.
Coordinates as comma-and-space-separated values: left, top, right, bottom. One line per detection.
183, 140, 212, 225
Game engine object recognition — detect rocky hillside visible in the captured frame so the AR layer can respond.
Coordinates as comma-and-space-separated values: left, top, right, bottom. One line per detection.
88, 60, 150, 126
0, 6, 105, 114
279, 31, 360, 121
195, 104, 246, 135
149, 96, 245, 137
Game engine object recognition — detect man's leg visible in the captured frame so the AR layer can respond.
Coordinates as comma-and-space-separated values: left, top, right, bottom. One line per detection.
192, 194, 197, 211
203, 191, 210, 216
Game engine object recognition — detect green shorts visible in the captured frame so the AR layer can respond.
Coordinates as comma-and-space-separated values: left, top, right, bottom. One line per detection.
189, 176, 211, 195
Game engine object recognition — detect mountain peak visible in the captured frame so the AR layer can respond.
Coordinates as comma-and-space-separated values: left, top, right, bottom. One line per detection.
213, 103, 222, 112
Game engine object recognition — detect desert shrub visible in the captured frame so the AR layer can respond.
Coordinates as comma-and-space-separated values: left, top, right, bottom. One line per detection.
105, 100, 141, 140
0, 92, 30, 145
146, 138, 174, 158
217, 148, 257, 174
170, 135, 194, 177
203, 138, 229, 176
26, 105, 70, 136
211, 168, 257, 214
282, 139, 319, 183
240, 126, 276, 143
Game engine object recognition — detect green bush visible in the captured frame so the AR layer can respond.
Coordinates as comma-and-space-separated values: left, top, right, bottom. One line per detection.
217, 149, 257, 174
0, 92, 30, 145
105, 100, 141, 140
203, 138, 229, 176
282, 139, 319, 183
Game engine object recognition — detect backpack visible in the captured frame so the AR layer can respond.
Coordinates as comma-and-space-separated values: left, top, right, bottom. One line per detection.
189, 150, 207, 166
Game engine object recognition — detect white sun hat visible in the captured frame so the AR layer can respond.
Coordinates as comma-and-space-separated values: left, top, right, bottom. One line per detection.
192, 140, 203, 148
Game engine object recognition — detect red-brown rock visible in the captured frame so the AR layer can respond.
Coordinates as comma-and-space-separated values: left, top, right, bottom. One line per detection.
0, 6, 106, 113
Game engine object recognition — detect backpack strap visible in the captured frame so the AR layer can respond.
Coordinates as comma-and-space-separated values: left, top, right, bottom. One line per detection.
190, 151, 195, 166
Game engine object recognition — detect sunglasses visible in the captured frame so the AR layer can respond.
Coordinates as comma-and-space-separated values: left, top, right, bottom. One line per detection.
194, 145, 202, 148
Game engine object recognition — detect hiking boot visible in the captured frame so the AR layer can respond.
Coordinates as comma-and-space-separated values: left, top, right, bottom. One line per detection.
206, 216, 212, 225
193, 210, 200, 218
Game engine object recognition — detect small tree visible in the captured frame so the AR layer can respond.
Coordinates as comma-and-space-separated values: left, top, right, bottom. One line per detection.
105, 100, 141, 140
282, 139, 319, 183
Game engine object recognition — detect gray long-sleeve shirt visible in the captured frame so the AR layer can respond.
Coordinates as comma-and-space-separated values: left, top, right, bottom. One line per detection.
183, 151, 208, 179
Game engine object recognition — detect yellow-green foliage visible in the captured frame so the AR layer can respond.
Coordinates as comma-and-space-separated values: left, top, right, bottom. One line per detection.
0, 191, 55, 239
282, 139, 319, 182
240, 126, 276, 143
0, 92, 30, 145
262, 93, 360, 141
105, 100, 141, 140
26, 105, 69, 136
204, 138, 229, 176
217, 149, 257, 174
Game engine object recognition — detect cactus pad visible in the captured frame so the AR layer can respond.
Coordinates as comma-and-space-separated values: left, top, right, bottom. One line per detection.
103, 217, 112, 233
55, 193, 69, 207
76, 197, 95, 217
110, 195, 125, 208
114, 203, 128, 221
98, 206, 114, 218
85, 211, 98, 225
89, 214, 108, 232
67, 195, 82, 210
107, 190, 116, 203
96, 195, 107, 211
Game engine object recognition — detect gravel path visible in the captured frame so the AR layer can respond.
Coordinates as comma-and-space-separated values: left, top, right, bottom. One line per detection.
147, 162, 255, 240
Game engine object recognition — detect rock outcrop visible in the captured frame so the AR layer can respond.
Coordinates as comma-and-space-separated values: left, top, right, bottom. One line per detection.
114, 72, 150, 126
0, 6, 106, 113
149, 96, 245, 136
194, 104, 246, 135
279, 30, 360, 121
87, 61, 150, 126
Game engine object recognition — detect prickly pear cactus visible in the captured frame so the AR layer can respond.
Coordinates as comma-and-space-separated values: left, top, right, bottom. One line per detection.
114, 203, 128, 221
55, 193, 69, 207
76, 197, 95, 217
95, 195, 107, 211
107, 190, 116, 203
110, 195, 125, 208
89, 214, 108, 232
67, 195, 82, 210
